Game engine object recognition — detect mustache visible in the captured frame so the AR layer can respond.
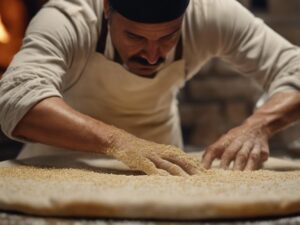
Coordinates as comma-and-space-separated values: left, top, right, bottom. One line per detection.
129, 56, 165, 66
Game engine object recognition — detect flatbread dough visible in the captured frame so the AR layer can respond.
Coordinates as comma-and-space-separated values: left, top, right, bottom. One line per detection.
0, 152, 300, 220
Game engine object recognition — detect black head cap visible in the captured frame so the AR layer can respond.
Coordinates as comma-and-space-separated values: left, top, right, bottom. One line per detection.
108, 0, 190, 23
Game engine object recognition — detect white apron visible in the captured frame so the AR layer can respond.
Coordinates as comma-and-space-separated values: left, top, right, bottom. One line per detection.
17, 16, 186, 159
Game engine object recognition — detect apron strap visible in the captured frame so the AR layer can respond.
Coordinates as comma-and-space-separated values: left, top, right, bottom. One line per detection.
174, 36, 183, 61
96, 14, 108, 54
96, 14, 183, 62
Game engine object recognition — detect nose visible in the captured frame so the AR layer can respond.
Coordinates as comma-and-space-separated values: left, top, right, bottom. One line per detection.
142, 41, 160, 65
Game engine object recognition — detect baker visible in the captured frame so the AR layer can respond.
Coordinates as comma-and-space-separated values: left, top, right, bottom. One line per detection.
0, 0, 299, 175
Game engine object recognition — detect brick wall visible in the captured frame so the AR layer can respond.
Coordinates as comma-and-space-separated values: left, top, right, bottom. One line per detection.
179, 0, 300, 151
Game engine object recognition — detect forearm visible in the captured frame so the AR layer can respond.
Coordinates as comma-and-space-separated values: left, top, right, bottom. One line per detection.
12, 97, 114, 154
12, 97, 204, 176
245, 91, 300, 138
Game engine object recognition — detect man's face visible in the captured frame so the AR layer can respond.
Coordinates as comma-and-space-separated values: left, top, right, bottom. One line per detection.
104, 2, 183, 77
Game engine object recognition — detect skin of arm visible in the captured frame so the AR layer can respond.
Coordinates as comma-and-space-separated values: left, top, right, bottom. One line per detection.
201, 91, 300, 170
13, 97, 114, 154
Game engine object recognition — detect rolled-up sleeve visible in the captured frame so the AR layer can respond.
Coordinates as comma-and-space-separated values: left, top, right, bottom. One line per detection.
0, 7, 78, 140
190, 0, 300, 96
203, 0, 300, 95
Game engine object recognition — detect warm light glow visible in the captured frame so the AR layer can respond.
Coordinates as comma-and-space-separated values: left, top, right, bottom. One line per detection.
0, 15, 10, 44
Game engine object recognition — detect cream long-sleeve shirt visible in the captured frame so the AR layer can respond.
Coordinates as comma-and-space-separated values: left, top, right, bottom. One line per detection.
0, 0, 299, 141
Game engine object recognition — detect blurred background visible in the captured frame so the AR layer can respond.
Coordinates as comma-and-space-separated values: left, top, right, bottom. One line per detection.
0, 0, 299, 160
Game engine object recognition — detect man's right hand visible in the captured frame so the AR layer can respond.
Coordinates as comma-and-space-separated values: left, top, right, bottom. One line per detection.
106, 127, 204, 176
12, 97, 204, 176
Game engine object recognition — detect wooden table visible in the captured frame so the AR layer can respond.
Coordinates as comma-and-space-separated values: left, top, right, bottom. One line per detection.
1, 212, 300, 225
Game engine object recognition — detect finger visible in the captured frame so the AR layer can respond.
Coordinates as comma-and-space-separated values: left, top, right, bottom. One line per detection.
201, 135, 230, 157
139, 158, 169, 176
149, 156, 189, 177
163, 154, 204, 175
156, 169, 171, 176
202, 142, 224, 169
260, 144, 270, 162
201, 134, 233, 169
233, 141, 253, 171
201, 146, 221, 169
245, 144, 262, 171
220, 140, 243, 170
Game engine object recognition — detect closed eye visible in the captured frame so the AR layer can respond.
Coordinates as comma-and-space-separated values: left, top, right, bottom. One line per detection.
126, 32, 145, 41
159, 29, 180, 41
160, 32, 178, 41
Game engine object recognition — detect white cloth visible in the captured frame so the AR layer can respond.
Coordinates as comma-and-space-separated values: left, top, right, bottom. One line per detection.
0, 0, 300, 148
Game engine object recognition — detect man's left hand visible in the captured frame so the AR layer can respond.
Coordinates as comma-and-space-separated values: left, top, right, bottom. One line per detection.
201, 122, 270, 171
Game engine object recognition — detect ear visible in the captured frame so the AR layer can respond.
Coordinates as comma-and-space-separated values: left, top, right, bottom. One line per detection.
103, 0, 110, 19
